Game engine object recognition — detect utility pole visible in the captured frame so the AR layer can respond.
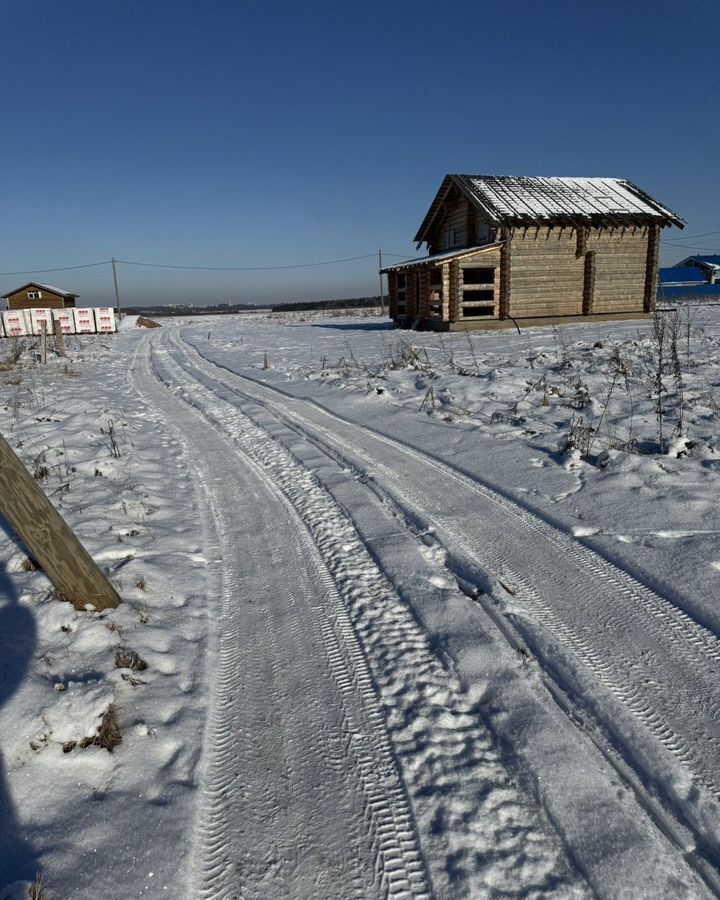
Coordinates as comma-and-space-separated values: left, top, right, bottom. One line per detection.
111, 257, 122, 319
378, 249, 385, 317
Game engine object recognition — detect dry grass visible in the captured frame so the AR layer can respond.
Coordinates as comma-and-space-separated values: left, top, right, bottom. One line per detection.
115, 646, 148, 671
90, 704, 122, 751
28, 872, 45, 899
20, 557, 39, 572
63, 704, 122, 754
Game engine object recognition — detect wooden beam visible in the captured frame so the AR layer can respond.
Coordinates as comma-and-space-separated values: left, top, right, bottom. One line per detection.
583, 251, 597, 316
576, 226, 587, 259
499, 228, 512, 318
0, 431, 121, 610
644, 225, 660, 313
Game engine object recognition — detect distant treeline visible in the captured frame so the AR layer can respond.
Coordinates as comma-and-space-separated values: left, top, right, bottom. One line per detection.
123, 303, 270, 317
271, 296, 381, 313
122, 296, 382, 317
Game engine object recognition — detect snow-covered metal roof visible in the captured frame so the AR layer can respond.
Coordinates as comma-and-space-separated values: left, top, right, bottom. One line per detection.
380, 244, 501, 273
415, 175, 685, 244
676, 255, 720, 270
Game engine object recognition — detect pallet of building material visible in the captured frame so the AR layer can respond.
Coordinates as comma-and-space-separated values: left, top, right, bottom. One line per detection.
29, 308, 55, 336
53, 308, 76, 335
2, 310, 30, 337
73, 308, 96, 334
93, 307, 116, 333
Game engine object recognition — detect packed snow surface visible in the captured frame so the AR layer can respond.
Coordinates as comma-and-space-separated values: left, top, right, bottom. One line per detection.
1, 304, 719, 899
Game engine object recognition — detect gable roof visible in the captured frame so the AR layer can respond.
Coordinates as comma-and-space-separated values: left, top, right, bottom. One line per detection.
675, 255, 720, 269
415, 174, 685, 243
658, 267, 706, 286
1, 281, 79, 299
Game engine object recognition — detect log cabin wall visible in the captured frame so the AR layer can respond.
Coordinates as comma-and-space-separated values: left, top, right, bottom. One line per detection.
441, 264, 451, 321
406, 269, 418, 319
426, 196, 496, 256
418, 269, 430, 320
507, 227, 585, 318
387, 271, 398, 319
586, 227, 649, 315
644, 225, 660, 312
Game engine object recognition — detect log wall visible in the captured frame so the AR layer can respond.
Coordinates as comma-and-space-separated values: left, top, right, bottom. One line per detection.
387, 272, 398, 319
508, 227, 584, 318
586, 227, 649, 315
507, 226, 650, 318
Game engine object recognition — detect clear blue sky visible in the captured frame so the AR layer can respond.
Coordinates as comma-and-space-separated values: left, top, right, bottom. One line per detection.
2, 0, 719, 306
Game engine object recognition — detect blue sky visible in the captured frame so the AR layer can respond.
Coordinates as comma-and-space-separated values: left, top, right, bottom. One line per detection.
2, 0, 719, 306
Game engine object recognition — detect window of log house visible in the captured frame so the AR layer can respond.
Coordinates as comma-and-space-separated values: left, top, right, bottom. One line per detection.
462, 267, 494, 285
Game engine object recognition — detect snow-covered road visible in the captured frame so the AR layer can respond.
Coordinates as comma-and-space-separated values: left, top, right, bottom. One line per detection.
134, 338, 431, 899
136, 323, 719, 898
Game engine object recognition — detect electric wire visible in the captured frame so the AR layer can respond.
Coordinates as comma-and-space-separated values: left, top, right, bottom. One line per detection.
114, 253, 378, 271
0, 261, 111, 276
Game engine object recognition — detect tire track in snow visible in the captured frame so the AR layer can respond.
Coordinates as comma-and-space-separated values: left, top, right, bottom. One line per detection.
175, 330, 720, 875
136, 336, 433, 899
151, 332, 589, 899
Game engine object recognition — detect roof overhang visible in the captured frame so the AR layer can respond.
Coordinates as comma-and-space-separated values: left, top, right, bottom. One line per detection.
381, 243, 502, 273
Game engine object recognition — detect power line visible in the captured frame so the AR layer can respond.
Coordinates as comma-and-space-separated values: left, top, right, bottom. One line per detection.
663, 228, 720, 242
661, 241, 720, 253
0, 260, 111, 276
114, 253, 378, 271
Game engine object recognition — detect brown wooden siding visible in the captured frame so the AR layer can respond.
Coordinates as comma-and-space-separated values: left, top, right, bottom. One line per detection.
7, 290, 76, 311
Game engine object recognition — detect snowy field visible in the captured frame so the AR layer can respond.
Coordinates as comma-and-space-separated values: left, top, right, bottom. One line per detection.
1, 305, 719, 899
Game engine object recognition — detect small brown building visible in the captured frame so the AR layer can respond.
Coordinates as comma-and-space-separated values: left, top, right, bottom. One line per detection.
382, 175, 684, 330
2, 282, 78, 311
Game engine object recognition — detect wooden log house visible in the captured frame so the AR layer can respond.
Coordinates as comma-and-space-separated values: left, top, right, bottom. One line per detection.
382, 175, 684, 330
2, 282, 78, 311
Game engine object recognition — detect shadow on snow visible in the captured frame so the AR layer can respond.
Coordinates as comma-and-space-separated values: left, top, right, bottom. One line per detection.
0, 515, 40, 892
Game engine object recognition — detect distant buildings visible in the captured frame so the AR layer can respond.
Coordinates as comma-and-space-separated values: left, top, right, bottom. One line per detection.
674, 255, 720, 284
658, 256, 720, 301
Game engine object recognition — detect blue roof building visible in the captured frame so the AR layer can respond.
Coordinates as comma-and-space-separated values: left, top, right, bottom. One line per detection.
658, 259, 720, 301
658, 267, 706, 287
674, 255, 720, 284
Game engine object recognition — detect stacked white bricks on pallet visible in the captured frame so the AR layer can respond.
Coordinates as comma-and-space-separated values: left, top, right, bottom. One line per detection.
2, 310, 31, 337
73, 308, 96, 334
53, 309, 76, 334
29, 308, 55, 336
93, 307, 116, 333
